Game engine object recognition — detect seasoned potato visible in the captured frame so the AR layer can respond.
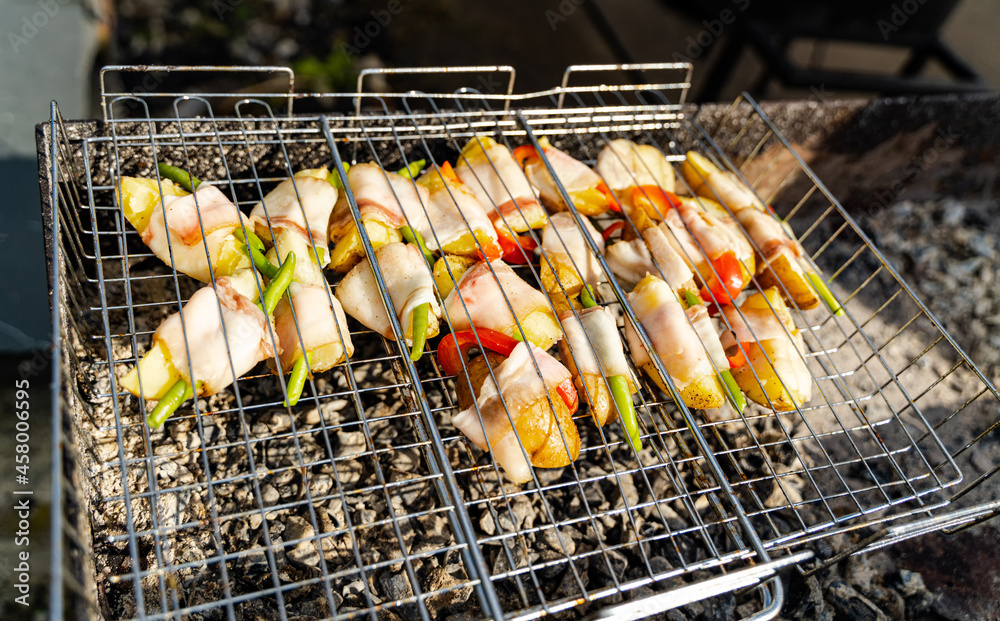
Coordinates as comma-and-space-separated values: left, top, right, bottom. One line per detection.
117, 177, 189, 233
729, 289, 812, 410
120, 340, 181, 401
455, 352, 580, 469
433, 255, 477, 298
514, 310, 563, 352
642, 364, 726, 410
440, 229, 498, 258
540, 257, 585, 300
328, 220, 401, 273
755, 249, 819, 311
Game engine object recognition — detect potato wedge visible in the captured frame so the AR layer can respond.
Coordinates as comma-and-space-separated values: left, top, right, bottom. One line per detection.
120, 340, 181, 401
641, 363, 726, 410
433, 255, 477, 299
117, 177, 189, 233
328, 220, 401, 273
755, 249, 820, 310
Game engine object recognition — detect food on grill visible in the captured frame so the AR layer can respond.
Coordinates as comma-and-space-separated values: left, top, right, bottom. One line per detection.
606, 225, 699, 298
335, 241, 441, 359
446, 337, 580, 484
681, 152, 842, 314
117, 175, 252, 283
558, 305, 641, 450
272, 281, 354, 405
685, 302, 747, 413
455, 137, 548, 235
443, 259, 562, 350
596, 139, 675, 215
631, 187, 755, 305
624, 275, 726, 409
415, 162, 502, 259
513, 138, 620, 216
432, 254, 477, 298
120, 273, 281, 428
539, 212, 605, 306
327, 162, 423, 272
721, 287, 812, 410
249, 167, 338, 282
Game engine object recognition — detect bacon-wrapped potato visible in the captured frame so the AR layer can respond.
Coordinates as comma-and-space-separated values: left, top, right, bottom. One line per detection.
624, 275, 725, 409
452, 343, 580, 484
721, 288, 812, 411
515, 138, 620, 216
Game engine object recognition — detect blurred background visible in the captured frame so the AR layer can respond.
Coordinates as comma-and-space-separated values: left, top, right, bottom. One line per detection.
1, 0, 998, 353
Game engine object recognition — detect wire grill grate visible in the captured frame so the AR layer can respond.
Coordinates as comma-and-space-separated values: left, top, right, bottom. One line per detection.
39, 64, 1000, 621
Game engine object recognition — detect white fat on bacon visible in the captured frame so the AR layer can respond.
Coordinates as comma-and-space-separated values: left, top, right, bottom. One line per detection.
274, 282, 354, 372
451, 342, 573, 484
701, 170, 766, 212
142, 185, 250, 282
686, 304, 728, 372
154, 277, 275, 395
624, 276, 714, 391
328, 163, 430, 239
596, 139, 675, 193
524, 141, 604, 210
456, 138, 546, 232
250, 176, 337, 250
541, 212, 605, 287
559, 306, 632, 381
604, 227, 694, 291
444, 260, 551, 337
417, 169, 496, 252
736, 207, 802, 263
335, 242, 440, 343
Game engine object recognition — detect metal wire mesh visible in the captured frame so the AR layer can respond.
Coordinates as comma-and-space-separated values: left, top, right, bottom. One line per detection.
39, 64, 1000, 621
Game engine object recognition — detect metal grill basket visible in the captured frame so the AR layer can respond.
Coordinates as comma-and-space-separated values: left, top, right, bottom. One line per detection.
38, 64, 1000, 621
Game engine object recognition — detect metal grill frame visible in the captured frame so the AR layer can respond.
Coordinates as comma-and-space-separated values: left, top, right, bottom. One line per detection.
39, 63, 1000, 621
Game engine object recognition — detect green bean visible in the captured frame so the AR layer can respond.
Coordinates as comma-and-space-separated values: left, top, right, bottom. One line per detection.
327, 162, 350, 189
399, 225, 434, 265
261, 251, 296, 316
409, 303, 430, 361
719, 369, 746, 413
397, 159, 427, 179
147, 378, 193, 429
580, 284, 598, 309
807, 272, 844, 317
683, 289, 701, 309
235, 228, 279, 280
609, 375, 641, 452
157, 163, 201, 192
284, 350, 313, 407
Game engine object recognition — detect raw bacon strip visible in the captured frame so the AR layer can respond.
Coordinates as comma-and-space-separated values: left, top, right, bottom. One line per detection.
560, 306, 632, 381
328, 163, 429, 238
274, 282, 354, 372
444, 260, 552, 339
624, 276, 714, 393
335, 242, 440, 343
541, 212, 605, 288
154, 277, 275, 396
250, 176, 337, 249
417, 168, 498, 253
452, 342, 578, 484
142, 185, 250, 282
456, 138, 547, 233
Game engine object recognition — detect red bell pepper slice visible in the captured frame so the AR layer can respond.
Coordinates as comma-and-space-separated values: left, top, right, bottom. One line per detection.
631, 185, 680, 219
555, 377, 579, 415
601, 221, 625, 243
438, 328, 520, 377
706, 251, 744, 305
725, 344, 747, 369
597, 182, 622, 213
512, 145, 538, 168
495, 225, 538, 264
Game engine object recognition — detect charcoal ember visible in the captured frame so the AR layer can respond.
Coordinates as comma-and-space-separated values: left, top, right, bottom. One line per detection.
897, 569, 935, 616
542, 525, 577, 556
785, 575, 833, 621
825, 579, 891, 621
863, 584, 905, 621
379, 570, 415, 602
422, 566, 474, 616
702, 593, 736, 621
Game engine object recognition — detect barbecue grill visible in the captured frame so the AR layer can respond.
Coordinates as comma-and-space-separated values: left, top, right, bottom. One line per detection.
38, 63, 1000, 620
